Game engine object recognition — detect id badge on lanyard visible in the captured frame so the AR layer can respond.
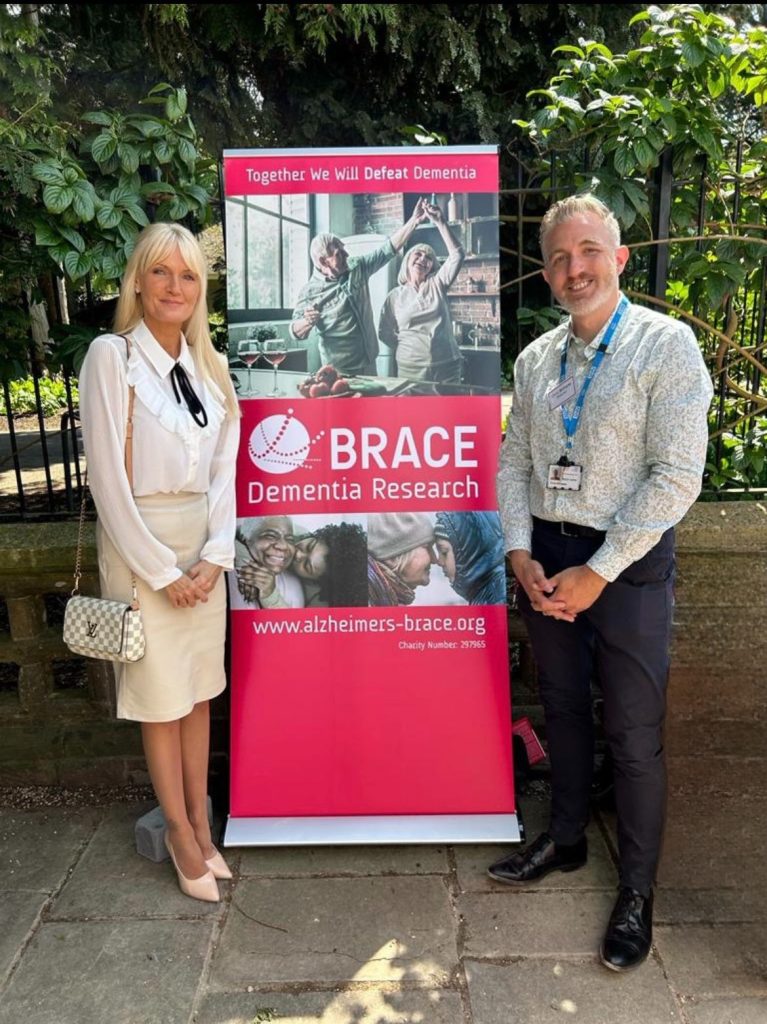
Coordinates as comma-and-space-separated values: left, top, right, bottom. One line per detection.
547, 296, 628, 491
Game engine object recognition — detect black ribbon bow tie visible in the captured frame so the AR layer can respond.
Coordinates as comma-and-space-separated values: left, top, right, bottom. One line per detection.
170, 362, 208, 428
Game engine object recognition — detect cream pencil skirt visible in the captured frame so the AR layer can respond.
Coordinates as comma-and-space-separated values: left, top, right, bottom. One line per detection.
97, 492, 226, 722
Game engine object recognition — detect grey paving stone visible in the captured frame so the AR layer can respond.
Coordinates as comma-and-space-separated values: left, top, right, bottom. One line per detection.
667, 755, 767, 799
665, 718, 767, 760
50, 803, 225, 920
0, 919, 213, 1024
196, 988, 465, 1024
209, 875, 457, 989
239, 843, 448, 878
456, 799, 616, 894
0, 891, 46, 984
465, 959, 679, 1024
655, 924, 767, 999
655, 888, 767, 925
684, 997, 767, 1024
0, 807, 102, 893
657, 794, 767, 890
461, 891, 615, 959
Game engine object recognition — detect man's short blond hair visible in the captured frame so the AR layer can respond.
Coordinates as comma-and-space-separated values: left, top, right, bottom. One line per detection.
540, 193, 621, 259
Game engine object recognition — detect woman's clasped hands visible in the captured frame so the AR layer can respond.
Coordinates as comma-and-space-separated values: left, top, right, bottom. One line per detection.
164, 560, 223, 608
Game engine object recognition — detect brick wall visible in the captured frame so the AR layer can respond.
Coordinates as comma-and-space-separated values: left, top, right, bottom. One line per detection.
352, 193, 404, 236
1, 503, 764, 786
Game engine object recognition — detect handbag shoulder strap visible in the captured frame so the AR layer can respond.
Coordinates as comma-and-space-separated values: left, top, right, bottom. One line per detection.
122, 333, 136, 490
73, 332, 138, 605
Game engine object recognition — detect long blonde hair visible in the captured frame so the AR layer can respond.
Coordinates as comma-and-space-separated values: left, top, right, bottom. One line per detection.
114, 222, 239, 418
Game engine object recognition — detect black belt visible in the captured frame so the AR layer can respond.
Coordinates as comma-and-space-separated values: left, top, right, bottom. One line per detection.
532, 515, 606, 540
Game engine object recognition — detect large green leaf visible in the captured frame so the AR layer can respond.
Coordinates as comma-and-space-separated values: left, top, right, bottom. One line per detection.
91, 132, 118, 164
32, 162, 66, 186
140, 180, 176, 198
130, 118, 166, 139
99, 252, 124, 280
116, 216, 137, 243
56, 225, 85, 252
117, 143, 140, 174
43, 183, 75, 214
34, 222, 60, 247
82, 111, 113, 126
613, 145, 635, 177
123, 202, 150, 227
633, 137, 656, 169
177, 138, 197, 168
96, 202, 122, 230
168, 196, 190, 219
182, 183, 209, 207
63, 250, 93, 281
681, 37, 707, 69
153, 140, 173, 164
165, 87, 188, 121
71, 180, 96, 222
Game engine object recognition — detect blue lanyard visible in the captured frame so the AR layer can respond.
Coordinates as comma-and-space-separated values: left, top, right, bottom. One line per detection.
559, 295, 628, 454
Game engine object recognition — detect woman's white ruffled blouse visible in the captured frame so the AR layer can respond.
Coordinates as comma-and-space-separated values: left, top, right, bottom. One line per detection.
79, 321, 240, 590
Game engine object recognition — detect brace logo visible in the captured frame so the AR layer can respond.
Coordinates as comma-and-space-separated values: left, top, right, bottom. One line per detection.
248, 409, 324, 475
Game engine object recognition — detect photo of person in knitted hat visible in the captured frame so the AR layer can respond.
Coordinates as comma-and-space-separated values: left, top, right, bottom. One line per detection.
434, 510, 507, 605
367, 512, 437, 606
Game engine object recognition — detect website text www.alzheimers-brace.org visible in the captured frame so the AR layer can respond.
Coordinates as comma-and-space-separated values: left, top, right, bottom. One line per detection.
251, 612, 487, 638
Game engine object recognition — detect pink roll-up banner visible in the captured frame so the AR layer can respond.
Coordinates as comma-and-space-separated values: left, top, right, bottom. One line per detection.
222, 146, 518, 845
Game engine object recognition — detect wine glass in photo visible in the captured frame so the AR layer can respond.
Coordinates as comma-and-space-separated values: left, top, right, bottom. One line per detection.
237, 339, 261, 395
261, 338, 288, 397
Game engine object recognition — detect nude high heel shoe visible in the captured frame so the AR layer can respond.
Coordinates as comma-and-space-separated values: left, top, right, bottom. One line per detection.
164, 832, 220, 903
205, 848, 233, 880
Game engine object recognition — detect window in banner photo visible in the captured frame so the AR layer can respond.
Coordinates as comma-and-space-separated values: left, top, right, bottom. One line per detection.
225, 195, 313, 315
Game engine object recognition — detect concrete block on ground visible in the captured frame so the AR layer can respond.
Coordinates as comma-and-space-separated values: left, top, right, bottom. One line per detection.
465, 959, 678, 1024
238, 842, 448, 878
50, 803, 223, 920
0, 920, 214, 1024
654, 924, 767, 999
134, 795, 213, 862
196, 989, 464, 1024
460, 891, 615, 959
209, 875, 458, 989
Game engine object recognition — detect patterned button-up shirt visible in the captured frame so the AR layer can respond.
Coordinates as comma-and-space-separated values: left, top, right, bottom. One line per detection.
497, 297, 714, 581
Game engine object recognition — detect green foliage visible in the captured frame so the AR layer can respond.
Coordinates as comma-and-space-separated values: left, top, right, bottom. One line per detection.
516, 305, 565, 336
0, 308, 32, 382
208, 310, 228, 354
516, 5, 767, 260
29, 82, 214, 284
248, 325, 278, 343
0, 376, 78, 419
512, 3, 767, 351
705, 414, 767, 494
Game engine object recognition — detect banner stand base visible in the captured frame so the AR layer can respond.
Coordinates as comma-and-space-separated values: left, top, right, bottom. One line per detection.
224, 812, 521, 847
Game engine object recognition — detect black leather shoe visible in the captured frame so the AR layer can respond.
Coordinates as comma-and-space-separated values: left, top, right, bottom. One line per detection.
487, 831, 587, 884
600, 887, 653, 971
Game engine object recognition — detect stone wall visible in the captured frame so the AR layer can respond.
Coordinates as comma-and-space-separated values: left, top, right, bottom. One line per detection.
1, 503, 764, 786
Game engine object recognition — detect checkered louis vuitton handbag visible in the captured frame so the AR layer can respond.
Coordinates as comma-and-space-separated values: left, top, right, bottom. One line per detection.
63, 335, 146, 663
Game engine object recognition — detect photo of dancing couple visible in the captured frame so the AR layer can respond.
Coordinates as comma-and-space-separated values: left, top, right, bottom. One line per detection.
230, 511, 506, 610
225, 188, 500, 399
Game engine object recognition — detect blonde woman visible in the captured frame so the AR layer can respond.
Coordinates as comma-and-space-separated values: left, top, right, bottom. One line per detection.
79, 223, 240, 903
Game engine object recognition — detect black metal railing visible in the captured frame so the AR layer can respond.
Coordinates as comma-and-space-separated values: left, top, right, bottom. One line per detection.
3, 147, 766, 520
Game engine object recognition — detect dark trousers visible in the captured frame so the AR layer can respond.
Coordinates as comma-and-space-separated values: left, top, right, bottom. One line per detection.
518, 523, 675, 896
